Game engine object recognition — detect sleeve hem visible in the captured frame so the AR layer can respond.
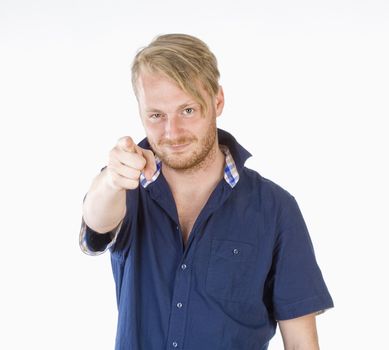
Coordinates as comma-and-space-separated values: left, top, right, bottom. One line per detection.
274, 294, 334, 321
79, 217, 123, 256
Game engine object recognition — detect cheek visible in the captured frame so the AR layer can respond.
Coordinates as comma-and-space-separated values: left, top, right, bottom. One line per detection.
145, 124, 163, 144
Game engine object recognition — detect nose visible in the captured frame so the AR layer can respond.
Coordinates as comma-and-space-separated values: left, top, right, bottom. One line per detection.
165, 115, 182, 139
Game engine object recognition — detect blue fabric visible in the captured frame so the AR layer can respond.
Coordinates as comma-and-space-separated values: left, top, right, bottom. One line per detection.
84, 129, 333, 350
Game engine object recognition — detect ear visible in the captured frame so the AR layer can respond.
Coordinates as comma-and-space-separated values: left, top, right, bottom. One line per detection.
214, 85, 225, 117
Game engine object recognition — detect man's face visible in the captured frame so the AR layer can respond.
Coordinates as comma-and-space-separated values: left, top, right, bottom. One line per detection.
136, 71, 224, 171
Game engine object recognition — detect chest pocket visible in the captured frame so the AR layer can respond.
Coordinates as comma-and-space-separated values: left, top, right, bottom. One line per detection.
206, 239, 259, 303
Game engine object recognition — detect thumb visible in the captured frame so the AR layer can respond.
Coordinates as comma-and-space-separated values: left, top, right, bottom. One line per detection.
140, 148, 157, 181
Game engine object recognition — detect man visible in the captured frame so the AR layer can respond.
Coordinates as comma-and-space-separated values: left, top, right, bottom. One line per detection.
80, 33, 333, 350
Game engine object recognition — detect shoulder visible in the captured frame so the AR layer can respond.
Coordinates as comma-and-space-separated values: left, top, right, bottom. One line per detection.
237, 167, 303, 232
240, 167, 296, 206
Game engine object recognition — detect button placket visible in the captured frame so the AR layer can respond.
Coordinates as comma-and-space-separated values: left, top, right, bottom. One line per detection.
166, 255, 192, 349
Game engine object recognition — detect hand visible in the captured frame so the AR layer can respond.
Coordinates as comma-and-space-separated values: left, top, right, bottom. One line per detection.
104, 136, 157, 191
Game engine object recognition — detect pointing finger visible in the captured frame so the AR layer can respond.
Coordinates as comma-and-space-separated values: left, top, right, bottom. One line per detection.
117, 136, 136, 153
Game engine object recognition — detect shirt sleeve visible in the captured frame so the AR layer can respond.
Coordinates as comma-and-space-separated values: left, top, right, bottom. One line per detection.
270, 195, 334, 320
79, 217, 123, 256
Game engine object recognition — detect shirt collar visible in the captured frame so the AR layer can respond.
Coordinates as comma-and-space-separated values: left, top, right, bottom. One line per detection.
139, 128, 252, 189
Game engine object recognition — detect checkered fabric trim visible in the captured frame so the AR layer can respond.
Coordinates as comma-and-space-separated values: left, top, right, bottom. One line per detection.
139, 145, 239, 188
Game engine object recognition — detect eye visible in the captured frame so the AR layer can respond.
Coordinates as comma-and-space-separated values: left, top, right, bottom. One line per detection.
149, 113, 162, 120
183, 107, 195, 116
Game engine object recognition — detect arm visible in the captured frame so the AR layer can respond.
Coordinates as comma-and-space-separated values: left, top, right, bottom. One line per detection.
278, 313, 319, 350
83, 136, 156, 234
270, 195, 333, 342
82, 168, 127, 233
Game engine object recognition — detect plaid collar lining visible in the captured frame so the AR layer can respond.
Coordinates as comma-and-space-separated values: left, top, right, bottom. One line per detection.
140, 145, 239, 189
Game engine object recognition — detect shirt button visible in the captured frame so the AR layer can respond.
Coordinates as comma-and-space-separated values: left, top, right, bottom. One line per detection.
181, 264, 187, 270
233, 248, 239, 255
176, 302, 183, 308
172, 341, 178, 348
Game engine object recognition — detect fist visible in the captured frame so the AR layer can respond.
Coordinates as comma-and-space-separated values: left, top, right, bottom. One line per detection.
104, 136, 157, 191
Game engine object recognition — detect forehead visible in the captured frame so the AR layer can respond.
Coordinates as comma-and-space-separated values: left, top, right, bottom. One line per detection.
137, 72, 186, 99
135, 71, 205, 111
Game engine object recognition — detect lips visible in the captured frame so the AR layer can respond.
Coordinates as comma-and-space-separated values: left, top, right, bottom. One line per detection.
159, 137, 196, 152
168, 143, 190, 150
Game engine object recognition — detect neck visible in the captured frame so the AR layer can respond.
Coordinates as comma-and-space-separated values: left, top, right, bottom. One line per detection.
162, 143, 225, 197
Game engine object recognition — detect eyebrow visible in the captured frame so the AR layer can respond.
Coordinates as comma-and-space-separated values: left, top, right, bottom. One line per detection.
145, 101, 198, 113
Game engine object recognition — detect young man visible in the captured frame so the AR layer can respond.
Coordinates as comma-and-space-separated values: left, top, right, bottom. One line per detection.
80, 34, 333, 350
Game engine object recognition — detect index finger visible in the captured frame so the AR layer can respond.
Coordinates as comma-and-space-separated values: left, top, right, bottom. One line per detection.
117, 136, 136, 153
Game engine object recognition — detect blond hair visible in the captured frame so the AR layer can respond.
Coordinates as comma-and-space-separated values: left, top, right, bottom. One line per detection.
131, 33, 220, 113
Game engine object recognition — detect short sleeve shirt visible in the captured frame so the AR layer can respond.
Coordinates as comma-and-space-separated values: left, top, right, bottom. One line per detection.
80, 128, 334, 350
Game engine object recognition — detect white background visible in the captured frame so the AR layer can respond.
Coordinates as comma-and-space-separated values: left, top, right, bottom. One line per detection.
1, 0, 388, 349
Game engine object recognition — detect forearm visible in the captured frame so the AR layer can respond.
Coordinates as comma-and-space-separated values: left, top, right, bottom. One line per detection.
282, 331, 319, 350
283, 343, 319, 350
279, 313, 320, 350
82, 169, 126, 233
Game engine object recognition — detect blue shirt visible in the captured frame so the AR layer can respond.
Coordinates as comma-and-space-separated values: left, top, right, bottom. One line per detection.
80, 129, 333, 350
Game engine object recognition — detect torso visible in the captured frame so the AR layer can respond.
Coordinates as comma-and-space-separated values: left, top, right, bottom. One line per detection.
175, 195, 209, 245
164, 148, 226, 245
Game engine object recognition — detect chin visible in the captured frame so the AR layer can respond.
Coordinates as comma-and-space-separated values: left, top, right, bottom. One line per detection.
161, 155, 195, 170
164, 148, 215, 171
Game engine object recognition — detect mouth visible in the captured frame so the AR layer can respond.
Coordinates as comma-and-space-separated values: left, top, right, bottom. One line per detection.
167, 143, 190, 151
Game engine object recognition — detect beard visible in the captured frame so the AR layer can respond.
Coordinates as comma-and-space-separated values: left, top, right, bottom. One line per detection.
149, 118, 218, 171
